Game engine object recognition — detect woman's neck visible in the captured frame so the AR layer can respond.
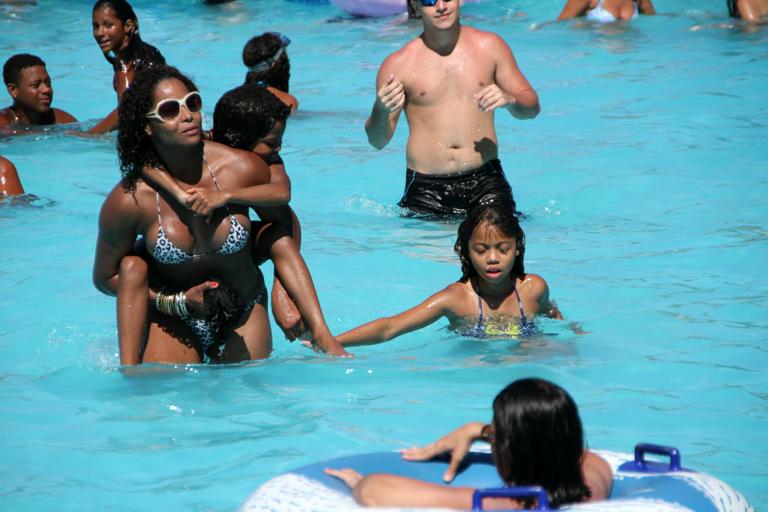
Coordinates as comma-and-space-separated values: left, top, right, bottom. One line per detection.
154, 140, 206, 185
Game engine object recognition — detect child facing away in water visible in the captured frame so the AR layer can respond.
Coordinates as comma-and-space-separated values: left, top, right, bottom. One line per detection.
336, 203, 564, 347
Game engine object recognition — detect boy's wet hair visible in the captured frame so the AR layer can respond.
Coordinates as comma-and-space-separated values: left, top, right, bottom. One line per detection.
117, 65, 198, 191
242, 33, 291, 91
212, 83, 291, 150
454, 202, 525, 282
491, 378, 591, 508
3, 54, 45, 85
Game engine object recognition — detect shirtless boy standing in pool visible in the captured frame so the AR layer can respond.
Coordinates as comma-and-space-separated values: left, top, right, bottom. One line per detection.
366, 0, 540, 217
1, 54, 76, 131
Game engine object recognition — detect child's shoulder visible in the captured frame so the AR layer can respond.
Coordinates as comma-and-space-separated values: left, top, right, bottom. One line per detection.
518, 273, 549, 297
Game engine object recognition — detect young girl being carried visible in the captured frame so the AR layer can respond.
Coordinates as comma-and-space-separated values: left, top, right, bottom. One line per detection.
337, 203, 563, 347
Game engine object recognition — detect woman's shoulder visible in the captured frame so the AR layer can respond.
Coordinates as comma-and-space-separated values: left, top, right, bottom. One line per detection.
583, 451, 613, 501
204, 141, 269, 185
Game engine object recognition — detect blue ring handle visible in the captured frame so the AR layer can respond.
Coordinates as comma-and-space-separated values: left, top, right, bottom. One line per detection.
634, 443, 681, 471
472, 486, 550, 511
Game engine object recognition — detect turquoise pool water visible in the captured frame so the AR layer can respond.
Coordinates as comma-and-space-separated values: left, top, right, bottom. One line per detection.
1, 0, 766, 510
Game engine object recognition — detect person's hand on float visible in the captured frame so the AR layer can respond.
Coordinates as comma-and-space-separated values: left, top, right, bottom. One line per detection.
376, 74, 405, 115
474, 84, 514, 112
401, 421, 487, 482
324, 468, 363, 490
185, 187, 228, 220
183, 280, 220, 318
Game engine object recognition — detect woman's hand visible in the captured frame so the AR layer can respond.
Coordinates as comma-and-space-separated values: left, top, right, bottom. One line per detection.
185, 187, 229, 220
183, 281, 220, 318
401, 422, 486, 482
324, 468, 363, 490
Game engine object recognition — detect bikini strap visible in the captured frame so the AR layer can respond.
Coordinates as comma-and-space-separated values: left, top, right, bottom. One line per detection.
474, 280, 484, 330
155, 191, 163, 225
204, 157, 234, 216
513, 288, 529, 326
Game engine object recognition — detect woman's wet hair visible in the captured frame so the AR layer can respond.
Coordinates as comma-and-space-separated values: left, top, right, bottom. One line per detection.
117, 65, 198, 190
3, 53, 45, 85
92, 0, 137, 26
242, 33, 291, 91
491, 378, 591, 509
212, 83, 291, 150
454, 202, 525, 282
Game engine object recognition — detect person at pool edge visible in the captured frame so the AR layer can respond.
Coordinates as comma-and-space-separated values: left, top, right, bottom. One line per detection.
0, 54, 77, 131
326, 377, 612, 509
365, 0, 539, 218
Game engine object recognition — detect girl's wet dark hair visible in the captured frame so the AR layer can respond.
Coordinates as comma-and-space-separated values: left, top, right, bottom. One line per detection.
454, 202, 525, 282
242, 33, 291, 91
212, 83, 291, 150
93, 0, 137, 25
117, 65, 198, 191
204, 283, 245, 345
491, 378, 591, 509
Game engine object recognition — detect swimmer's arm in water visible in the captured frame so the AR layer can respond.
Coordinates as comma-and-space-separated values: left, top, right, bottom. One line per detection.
474, 34, 540, 120
556, 0, 591, 20
337, 285, 460, 347
638, 0, 656, 15
365, 53, 406, 149
325, 470, 476, 508
88, 108, 119, 134
534, 277, 563, 320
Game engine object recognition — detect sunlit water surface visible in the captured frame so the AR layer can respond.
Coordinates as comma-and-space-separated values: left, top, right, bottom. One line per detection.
1, 0, 766, 510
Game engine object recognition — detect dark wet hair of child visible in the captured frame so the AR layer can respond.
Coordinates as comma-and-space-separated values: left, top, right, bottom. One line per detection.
3, 54, 45, 86
92, 0, 137, 26
491, 378, 591, 508
242, 32, 291, 91
454, 202, 525, 282
212, 83, 291, 150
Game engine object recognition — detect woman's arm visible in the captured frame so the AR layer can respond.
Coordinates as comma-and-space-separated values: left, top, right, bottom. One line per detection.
401, 422, 487, 482
324, 469, 474, 509
557, 0, 591, 20
336, 286, 458, 347
92, 184, 142, 296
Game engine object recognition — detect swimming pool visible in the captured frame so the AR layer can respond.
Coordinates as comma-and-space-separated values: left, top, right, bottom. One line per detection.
1, 0, 766, 509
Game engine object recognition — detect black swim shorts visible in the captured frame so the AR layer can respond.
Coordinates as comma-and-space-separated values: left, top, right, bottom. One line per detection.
398, 159, 517, 218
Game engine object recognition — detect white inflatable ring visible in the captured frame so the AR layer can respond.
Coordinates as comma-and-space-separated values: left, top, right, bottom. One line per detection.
241, 443, 753, 511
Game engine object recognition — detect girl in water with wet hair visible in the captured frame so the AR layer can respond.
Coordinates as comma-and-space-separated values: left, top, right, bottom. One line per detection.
90, 0, 165, 133
336, 203, 563, 347
326, 377, 612, 509
242, 32, 298, 112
